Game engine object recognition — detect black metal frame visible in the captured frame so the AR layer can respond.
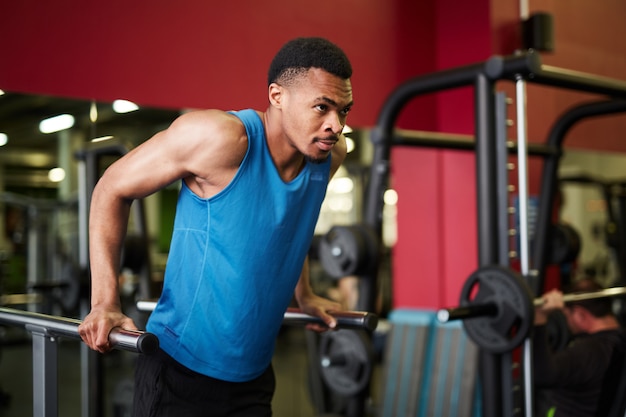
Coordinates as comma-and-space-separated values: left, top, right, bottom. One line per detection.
364, 49, 626, 417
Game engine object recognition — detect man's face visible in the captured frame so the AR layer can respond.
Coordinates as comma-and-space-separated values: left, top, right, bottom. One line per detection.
278, 68, 353, 163
564, 305, 584, 334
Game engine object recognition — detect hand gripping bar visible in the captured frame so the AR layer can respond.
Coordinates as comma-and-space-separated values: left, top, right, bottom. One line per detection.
283, 308, 379, 332
0, 307, 159, 354
136, 301, 378, 332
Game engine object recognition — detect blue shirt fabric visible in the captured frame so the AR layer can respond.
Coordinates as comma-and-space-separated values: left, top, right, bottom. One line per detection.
146, 109, 331, 382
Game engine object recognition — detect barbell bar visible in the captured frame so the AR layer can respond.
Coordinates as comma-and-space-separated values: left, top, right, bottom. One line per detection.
437, 284, 626, 323
136, 301, 379, 332
435, 265, 626, 353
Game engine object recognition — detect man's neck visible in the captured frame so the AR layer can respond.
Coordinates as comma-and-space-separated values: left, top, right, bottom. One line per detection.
588, 316, 621, 333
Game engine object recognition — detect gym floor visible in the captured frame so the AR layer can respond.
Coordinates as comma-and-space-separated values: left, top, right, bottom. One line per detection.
0, 326, 383, 417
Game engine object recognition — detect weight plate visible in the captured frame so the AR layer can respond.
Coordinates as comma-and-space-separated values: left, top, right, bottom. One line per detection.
318, 329, 372, 396
460, 265, 534, 353
318, 225, 377, 279
549, 223, 581, 265
546, 309, 571, 351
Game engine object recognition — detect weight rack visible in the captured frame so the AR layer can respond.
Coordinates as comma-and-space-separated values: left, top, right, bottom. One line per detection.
363, 49, 626, 417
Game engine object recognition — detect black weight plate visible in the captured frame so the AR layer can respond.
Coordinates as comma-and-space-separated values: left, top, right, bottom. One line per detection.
460, 265, 534, 353
318, 329, 372, 396
319, 225, 374, 279
549, 223, 581, 265
546, 309, 571, 351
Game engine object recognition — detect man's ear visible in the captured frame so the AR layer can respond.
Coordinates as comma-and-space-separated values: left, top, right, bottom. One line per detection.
268, 83, 284, 108
574, 306, 592, 323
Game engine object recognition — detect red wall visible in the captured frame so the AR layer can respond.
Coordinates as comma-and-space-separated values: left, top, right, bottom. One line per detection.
390, 0, 626, 309
0, 0, 411, 127
391, 0, 496, 309
1, 0, 625, 310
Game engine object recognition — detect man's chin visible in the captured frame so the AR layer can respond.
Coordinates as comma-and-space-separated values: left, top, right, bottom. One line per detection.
305, 153, 330, 165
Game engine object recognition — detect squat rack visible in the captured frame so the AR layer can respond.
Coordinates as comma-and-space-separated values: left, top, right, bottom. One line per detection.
362, 49, 626, 417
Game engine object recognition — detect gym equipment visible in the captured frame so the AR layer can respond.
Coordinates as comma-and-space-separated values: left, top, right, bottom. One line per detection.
545, 310, 571, 351
548, 223, 581, 265
438, 265, 535, 353
379, 309, 480, 417
0, 306, 157, 417
0, 306, 158, 354
283, 308, 379, 332
137, 300, 379, 332
318, 224, 378, 279
318, 329, 373, 397
437, 265, 626, 351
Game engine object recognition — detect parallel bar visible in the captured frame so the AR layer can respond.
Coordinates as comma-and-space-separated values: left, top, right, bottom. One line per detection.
137, 301, 378, 331
0, 307, 158, 354
437, 286, 626, 323
282, 308, 379, 332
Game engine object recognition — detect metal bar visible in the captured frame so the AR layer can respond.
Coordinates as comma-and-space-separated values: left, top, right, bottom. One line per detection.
136, 301, 379, 332
391, 129, 558, 156
531, 65, 626, 98
0, 307, 158, 354
530, 100, 626, 293
437, 286, 626, 323
495, 92, 511, 266
547, 286, 626, 305
30, 328, 58, 417
475, 73, 499, 267
282, 308, 379, 332
365, 59, 489, 233
474, 72, 504, 417
514, 76, 535, 417
436, 303, 498, 322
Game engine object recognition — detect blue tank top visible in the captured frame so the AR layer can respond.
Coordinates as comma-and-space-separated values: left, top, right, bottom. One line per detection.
146, 109, 331, 382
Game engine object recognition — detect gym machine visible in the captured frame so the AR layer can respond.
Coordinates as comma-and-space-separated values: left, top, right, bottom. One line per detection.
0, 302, 376, 417
0, 306, 156, 417
322, 48, 626, 417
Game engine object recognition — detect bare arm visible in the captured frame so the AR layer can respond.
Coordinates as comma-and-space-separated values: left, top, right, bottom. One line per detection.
292, 134, 348, 331
78, 110, 247, 352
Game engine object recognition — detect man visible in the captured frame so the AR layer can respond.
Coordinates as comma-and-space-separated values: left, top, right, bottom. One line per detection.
533, 278, 626, 417
78, 37, 354, 416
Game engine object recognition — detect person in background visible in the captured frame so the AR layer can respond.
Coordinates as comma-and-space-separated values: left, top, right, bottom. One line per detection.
533, 278, 626, 417
79, 36, 354, 417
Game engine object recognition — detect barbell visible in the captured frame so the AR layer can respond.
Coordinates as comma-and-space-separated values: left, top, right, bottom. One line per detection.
436, 265, 626, 353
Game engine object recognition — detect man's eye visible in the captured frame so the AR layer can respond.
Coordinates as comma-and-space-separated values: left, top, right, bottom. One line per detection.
341, 107, 351, 116
316, 104, 328, 112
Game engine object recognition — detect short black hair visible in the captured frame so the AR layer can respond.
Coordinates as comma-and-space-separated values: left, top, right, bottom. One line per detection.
566, 278, 614, 317
267, 37, 352, 86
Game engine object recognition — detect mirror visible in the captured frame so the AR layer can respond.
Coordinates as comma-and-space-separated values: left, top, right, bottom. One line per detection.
559, 150, 626, 287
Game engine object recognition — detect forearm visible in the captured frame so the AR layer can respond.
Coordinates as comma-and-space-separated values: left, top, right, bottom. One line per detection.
294, 257, 314, 305
88, 183, 133, 309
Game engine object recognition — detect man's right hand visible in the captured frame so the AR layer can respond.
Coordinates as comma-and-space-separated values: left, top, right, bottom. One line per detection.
535, 289, 565, 325
78, 306, 139, 353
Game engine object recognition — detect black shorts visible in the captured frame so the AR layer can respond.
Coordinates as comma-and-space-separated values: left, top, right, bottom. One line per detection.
133, 348, 275, 417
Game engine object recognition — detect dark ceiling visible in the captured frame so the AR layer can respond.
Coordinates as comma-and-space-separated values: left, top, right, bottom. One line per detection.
0, 91, 181, 189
